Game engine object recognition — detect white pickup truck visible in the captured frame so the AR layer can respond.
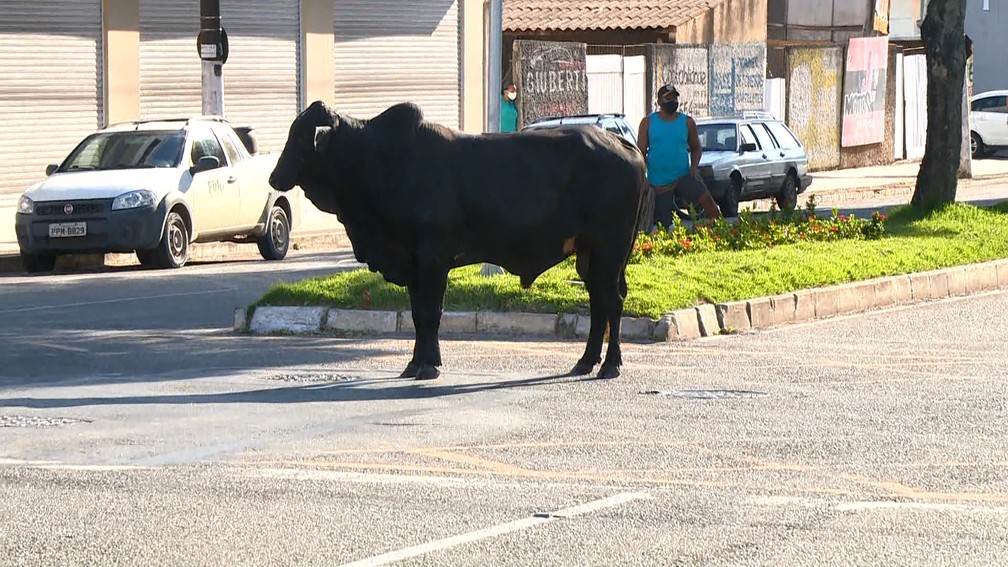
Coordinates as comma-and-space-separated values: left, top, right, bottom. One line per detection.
13, 117, 291, 272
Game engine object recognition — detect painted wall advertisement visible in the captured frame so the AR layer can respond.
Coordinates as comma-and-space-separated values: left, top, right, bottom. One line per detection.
512, 40, 588, 128
651, 45, 709, 118
841, 36, 889, 147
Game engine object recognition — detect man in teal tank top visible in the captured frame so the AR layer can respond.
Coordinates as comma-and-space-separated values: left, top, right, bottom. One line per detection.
636, 84, 722, 227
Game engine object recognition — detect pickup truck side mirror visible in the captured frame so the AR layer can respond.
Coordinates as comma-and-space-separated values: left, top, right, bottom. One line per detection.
190, 155, 221, 175
740, 142, 758, 153
45, 164, 59, 176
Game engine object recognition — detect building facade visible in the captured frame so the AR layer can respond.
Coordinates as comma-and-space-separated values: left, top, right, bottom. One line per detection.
966, 0, 1006, 95
0, 0, 488, 197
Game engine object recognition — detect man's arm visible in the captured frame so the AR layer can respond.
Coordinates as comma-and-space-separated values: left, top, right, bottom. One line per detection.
687, 116, 702, 179
637, 115, 650, 157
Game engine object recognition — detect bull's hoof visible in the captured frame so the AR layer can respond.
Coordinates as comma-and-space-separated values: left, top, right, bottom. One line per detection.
415, 365, 440, 381
400, 361, 440, 380
399, 361, 420, 378
597, 365, 621, 380
569, 360, 596, 376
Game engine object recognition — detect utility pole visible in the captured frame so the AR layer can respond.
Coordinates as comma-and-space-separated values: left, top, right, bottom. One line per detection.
197, 0, 228, 116
485, 0, 503, 133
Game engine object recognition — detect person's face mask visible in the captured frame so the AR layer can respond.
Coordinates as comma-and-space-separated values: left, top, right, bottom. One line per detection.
506, 91, 517, 101
660, 99, 679, 114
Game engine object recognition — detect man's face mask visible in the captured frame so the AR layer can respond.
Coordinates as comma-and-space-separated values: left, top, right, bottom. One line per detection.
660, 99, 679, 114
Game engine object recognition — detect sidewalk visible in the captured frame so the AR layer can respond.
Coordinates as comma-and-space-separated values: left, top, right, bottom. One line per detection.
3, 158, 1008, 273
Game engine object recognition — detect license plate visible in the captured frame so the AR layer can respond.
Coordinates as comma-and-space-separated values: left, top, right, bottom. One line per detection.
48, 222, 87, 238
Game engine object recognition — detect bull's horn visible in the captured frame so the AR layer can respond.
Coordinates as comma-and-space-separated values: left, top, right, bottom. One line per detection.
314, 125, 332, 153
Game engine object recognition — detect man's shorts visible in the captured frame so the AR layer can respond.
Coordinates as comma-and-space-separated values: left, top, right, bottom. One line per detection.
640, 175, 709, 229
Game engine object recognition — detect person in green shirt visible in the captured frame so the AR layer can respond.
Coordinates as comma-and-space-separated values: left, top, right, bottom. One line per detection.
500, 82, 518, 133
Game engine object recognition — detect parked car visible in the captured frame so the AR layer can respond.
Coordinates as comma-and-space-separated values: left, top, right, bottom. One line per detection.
694, 112, 813, 216
970, 90, 1008, 158
14, 117, 292, 273
522, 113, 639, 146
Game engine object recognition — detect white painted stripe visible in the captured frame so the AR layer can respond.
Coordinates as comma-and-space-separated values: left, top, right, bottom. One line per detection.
0, 289, 233, 314
338, 491, 651, 567
836, 501, 1008, 513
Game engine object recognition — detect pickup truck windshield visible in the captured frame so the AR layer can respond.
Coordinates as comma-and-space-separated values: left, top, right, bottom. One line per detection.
60, 130, 186, 172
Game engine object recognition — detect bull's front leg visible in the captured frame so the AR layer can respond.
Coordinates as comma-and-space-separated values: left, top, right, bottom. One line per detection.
400, 259, 449, 381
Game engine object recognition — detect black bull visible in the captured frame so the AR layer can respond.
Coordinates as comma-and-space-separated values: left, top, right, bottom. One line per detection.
269, 101, 646, 380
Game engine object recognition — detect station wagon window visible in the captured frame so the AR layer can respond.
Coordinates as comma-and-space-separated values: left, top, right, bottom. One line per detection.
189, 130, 227, 167
972, 95, 1008, 113
765, 121, 801, 149
738, 125, 756, 148
697, 123, 739, 151
602, 119, 623, 137
746, 122, 778, 151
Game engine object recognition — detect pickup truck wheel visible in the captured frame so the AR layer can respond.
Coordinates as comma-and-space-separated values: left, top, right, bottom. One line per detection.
151, 211, 189, 269
21, 251, 57, 273
257, 206, 290, 261
775, 172, 799, 211
136, 248, 157, 268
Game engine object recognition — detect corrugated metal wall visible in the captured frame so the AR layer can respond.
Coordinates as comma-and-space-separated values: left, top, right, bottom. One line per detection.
0, 1, 103, 196
139, 0, 300, 153
334, 0, 460, 128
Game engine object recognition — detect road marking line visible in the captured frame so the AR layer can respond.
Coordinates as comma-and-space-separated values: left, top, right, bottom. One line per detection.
836, 501, 1008, 513
0, 289, 233, 314
337, 491, 651, 567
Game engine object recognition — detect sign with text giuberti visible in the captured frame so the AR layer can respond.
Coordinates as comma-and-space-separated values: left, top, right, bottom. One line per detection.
841, 37, 889, 147
512, 40, 588, 128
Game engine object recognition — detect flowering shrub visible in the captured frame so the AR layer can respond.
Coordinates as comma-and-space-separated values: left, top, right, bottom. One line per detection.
630, 195, 887, 262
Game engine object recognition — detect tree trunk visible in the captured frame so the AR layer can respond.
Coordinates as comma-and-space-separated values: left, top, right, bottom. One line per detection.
912, 0, 967, 211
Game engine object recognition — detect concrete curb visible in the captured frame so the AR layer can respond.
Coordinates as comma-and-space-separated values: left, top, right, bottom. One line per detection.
234, 258, 1008, 342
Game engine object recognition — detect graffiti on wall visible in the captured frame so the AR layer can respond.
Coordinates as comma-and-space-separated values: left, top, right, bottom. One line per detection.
651, 45, 709, 118
512, 40, 588, 128
788, 47, 843, 171
709, 43, 766, 116
841, 37, 889, 147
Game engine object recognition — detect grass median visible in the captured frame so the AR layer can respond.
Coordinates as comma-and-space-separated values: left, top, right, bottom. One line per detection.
254, 202, 1008, 320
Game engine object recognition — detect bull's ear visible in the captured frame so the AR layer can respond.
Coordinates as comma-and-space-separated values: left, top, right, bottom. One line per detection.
314, 126, 332, 153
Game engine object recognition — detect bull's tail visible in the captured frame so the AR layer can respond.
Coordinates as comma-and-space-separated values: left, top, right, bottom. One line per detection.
635, 165, 654, 234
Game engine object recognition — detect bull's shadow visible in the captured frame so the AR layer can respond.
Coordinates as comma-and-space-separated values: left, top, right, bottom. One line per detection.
1, 372, 593, 410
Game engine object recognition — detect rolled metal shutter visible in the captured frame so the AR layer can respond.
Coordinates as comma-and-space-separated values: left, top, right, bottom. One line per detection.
140, 0, 300, 153
0, 1, 103, 196
139, 0, 202, 120
219, 0, 300, 153
334, 0, 460, 129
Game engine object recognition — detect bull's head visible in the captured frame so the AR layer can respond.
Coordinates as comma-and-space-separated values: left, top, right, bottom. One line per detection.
269, 100, 339, 192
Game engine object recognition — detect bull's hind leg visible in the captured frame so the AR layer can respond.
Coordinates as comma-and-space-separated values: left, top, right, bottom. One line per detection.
570, 250, 603, 376
572, 246, 627, 380
401, 266, 448, 380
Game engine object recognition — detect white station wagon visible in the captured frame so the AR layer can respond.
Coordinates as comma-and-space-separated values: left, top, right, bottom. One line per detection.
14, 117, 292, 272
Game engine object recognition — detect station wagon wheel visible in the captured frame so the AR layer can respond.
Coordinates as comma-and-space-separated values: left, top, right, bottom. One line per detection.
20, 251, 57, 274
257, 205, 290, 261
152, 211, 189, 269
775, 172, 799, 211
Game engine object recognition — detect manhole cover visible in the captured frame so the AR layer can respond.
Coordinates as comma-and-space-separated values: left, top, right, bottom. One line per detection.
264, 372, 361, 383
640, 389, 768, 399
0, 415, 92, 428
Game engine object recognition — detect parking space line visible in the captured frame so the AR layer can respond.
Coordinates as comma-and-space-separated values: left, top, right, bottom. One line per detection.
337, 491, 651, 567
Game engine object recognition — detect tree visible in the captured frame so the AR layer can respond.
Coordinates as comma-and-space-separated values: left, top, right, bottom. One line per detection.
912, 0, 968, 211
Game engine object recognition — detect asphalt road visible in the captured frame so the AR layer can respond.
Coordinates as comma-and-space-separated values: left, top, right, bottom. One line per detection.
1, 249, 1007, 565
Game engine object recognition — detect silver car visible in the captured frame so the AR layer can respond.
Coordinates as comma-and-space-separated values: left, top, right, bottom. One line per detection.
522, 113, 639, 146
695, 112, 812, 216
